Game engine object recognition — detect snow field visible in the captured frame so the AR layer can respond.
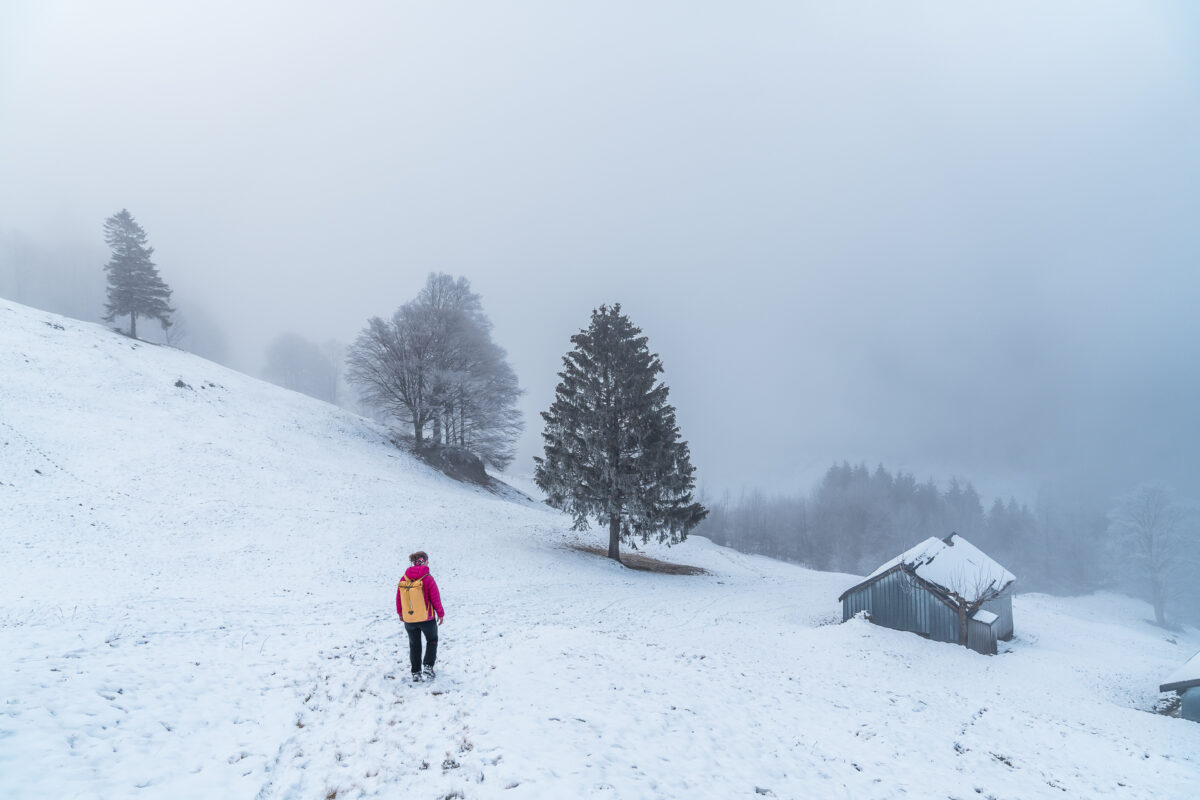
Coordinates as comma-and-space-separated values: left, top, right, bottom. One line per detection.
3, 298, 1200, 799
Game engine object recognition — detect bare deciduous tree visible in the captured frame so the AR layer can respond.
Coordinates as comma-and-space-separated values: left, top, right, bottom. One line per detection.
1108, 483, 1191, 627
346, 273, 522, 468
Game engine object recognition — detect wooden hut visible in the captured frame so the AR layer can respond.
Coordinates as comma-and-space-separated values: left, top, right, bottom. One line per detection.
839, 534, 1016, 655
1160, 650, 1200, 723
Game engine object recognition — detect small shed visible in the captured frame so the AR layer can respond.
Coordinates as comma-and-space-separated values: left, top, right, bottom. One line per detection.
1159, 650, 1200, 723
839, 534, 1016, 655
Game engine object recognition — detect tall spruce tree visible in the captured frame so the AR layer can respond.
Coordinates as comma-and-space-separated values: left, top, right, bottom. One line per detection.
102, 209, 173, 339
535, 304, 707, 562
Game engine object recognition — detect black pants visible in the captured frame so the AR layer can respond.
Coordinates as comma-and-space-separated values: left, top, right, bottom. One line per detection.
404, 619, 438, 674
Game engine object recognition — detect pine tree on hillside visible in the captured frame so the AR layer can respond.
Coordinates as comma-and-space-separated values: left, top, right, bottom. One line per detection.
102, 209, 173, 339
535, 304, 707, 562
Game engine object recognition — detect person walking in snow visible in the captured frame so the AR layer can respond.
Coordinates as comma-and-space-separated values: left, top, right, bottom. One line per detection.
396, 550, 445, 682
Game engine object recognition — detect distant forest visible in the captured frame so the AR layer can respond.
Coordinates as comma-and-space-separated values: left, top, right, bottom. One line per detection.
696, 462, 1199, 627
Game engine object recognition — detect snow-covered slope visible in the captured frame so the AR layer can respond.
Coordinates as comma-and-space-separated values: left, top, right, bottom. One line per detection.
2, 298, 1198, 800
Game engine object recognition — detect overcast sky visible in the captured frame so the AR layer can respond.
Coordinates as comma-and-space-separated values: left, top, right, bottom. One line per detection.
2, 1, 1199, 504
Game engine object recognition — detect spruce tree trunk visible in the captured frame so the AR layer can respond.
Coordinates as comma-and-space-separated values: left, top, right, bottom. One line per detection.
608, 516, 621, 562
606, 359, 621, 563
129, 312, 137, 339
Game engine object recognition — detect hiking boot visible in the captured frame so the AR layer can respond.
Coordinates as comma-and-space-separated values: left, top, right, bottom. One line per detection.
412, 672, 423, 683
422, 665, 436, 680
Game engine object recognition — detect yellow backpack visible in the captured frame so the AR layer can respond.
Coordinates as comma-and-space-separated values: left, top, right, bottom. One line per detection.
398, 574, 430, 622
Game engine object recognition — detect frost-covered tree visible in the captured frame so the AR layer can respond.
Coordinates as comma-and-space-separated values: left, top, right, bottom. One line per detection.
346, 273, 522, 468
1107, 483, 1192, 627
346, 310, 436, 444
101, 209, 172, 339
417, 274, 523, 468
534, 304, 707, 562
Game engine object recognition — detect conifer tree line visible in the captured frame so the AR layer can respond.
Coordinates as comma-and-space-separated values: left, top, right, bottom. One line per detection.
699, 463, 1038, 576
697, 464, 1200, 626
346, 273, 523, 469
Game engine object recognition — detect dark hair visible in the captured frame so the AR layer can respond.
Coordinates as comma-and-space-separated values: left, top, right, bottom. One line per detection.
409, 551, 428, 564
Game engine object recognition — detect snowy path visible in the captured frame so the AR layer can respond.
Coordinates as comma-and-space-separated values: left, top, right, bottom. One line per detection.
255, 615, 497, 800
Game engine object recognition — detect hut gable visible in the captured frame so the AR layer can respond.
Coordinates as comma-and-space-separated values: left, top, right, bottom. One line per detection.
857, 534, 1015, 606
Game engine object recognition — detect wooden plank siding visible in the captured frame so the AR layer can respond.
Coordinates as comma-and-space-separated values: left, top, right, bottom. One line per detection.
980, 595, 1014, 641
841, 566, 1012, 655
841, 567, 961, 645
967, 616, 999, 655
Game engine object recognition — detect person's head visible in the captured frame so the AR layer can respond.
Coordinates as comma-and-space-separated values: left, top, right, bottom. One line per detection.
409, 551, 428, 566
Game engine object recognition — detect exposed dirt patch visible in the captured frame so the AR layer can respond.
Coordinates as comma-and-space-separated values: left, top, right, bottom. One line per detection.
570, 544, 708, 575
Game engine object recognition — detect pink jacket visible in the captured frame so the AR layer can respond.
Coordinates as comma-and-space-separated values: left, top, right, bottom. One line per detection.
396, 564, 444, 621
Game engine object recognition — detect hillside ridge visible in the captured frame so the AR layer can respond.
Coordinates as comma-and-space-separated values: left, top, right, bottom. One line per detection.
2, 297, 1198, 799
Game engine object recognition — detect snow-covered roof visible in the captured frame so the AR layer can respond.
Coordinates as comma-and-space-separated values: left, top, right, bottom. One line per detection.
1161, 650, 1200, 693
863, 534, 1016, 604
972, 609, 999, 625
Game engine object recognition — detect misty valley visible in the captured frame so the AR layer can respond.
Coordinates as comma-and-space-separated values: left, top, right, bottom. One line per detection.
3, 3, 1199, 798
